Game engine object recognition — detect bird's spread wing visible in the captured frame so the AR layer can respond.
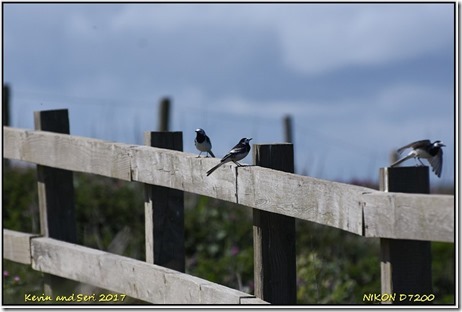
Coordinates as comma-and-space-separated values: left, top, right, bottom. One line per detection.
428, 148, 443, 178
397, 139, 431, 154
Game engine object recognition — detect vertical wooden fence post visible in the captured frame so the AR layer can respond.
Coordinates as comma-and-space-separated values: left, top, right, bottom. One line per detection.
144, 131, 185, 272
3, 85, 11, 168
3, 84, 10, 127
253, 143, 297, 304
34, 109, 77, 296
283, 115, 293, 144
379, 166, 432, 304
158, 97, 171, 131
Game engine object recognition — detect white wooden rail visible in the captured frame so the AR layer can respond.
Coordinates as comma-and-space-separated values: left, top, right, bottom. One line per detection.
3, 126, 454, 243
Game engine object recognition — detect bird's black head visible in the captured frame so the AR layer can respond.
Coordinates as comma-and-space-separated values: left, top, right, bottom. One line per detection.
433, 140, 445, 148
195, 128, 205, 135
239, 138, 252, 144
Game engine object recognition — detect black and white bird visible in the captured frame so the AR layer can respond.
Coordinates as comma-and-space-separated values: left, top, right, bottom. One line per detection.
206, 138, 252, 176
390, 140, 445, 177
195, 128, 215, 158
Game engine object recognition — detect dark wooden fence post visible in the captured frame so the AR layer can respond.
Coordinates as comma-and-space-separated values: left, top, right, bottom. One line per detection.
253, 143, 297, 304
144, 131, 185, 272
34, 109, 77, 296
3, 84, 10, 127
379, 166, 432, 304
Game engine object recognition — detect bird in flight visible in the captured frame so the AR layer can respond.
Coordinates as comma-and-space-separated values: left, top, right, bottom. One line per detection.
390, 139, 445, 178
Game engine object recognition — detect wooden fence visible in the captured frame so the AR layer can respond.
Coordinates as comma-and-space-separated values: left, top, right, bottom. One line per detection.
2, 109, 454, 305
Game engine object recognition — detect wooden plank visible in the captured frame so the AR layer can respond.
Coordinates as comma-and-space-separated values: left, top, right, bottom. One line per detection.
238, 167, 369, 235
3, 229, 37, 264
3, 126, 25, 160
30, 237, 265, 304
363, 192, 454, 242
132, 143, 370, 235
3, 127, 132, 181
131, 145, 238, 202
240, 297, 270, 304
144, 131, 185, 272
252, 144, 296, 304
4, 127, 455, 241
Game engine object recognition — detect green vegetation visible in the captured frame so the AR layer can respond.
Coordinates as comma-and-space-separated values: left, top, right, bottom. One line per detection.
2, 165, 455, 304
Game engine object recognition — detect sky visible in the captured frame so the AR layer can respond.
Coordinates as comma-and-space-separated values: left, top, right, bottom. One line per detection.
3, 3, 456, 186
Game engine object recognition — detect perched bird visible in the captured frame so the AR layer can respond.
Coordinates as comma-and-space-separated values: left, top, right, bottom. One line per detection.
390, 140, 445, 177
206, 138, 252, 176
194, 128, 215, 158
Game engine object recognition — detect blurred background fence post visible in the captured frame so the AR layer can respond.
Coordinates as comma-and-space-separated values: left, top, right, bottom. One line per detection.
158, 97, 171, 132
283, 114, 293, 144
3, 84, 10, 168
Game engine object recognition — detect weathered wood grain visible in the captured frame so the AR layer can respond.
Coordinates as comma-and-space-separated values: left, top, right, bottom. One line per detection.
3, 127, 132, 181
238, 167, 370, 235
363, 192, 454, 242
30, 237, 263, 304
240, 297, 270, 304
3, 230, 37, 264
131, 145, 238, 202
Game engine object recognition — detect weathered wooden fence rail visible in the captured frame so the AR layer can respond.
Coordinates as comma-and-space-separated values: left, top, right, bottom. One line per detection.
2, 108, 454, 304
3, 230, 265, 304
4, 126, 454, 242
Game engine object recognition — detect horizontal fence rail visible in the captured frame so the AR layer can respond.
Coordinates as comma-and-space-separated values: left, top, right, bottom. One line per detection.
3, 126, 454, 243
3, 230, 267, 304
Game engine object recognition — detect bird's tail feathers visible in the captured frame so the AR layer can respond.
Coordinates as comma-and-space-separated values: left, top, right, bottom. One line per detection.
208, 150, 215, 158
206, 162, 222, 176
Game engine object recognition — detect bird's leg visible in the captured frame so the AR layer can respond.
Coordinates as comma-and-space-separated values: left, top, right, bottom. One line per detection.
197, 152, 203, 158
233, 161, 243, 167
206, 152, 210, 158
417, 158, 425, 166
